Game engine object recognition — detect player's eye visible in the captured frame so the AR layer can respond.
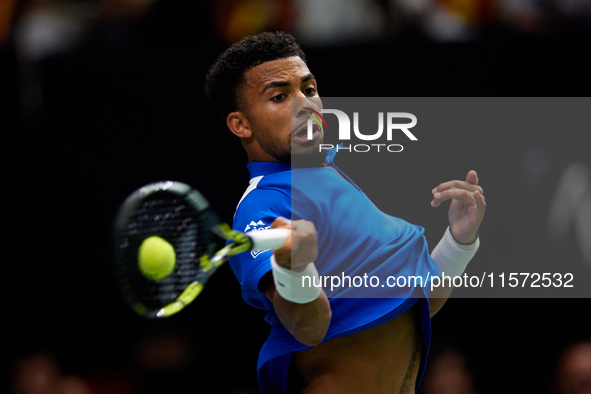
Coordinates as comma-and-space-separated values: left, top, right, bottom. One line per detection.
303, 87, 317, 96
271, 94, 286, 102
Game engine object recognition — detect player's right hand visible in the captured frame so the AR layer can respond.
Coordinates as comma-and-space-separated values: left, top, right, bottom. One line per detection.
270, 217, 318, 273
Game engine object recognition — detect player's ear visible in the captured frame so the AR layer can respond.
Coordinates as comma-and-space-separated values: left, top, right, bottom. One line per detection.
227, 111, 252, 139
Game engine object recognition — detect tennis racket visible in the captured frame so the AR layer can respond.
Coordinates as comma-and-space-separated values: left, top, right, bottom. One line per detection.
113, 180, 288, 319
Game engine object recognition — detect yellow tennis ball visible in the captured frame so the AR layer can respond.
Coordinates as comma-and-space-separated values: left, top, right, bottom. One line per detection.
138, 236, 176, 280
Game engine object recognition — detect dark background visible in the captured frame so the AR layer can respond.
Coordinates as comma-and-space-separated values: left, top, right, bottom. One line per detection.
3, 1, 591, 393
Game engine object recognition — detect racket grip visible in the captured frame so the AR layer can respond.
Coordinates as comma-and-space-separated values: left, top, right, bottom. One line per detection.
247, 228, 290, 251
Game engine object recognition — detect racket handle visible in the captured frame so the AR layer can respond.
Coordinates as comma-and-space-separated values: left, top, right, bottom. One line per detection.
247, 228, 290, 251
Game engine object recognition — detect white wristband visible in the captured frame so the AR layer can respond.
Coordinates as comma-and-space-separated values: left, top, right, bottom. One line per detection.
270, 255, 322, 304
431, 227, 480, 278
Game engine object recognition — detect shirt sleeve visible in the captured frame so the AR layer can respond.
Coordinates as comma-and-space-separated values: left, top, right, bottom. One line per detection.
228, 186, 291, 310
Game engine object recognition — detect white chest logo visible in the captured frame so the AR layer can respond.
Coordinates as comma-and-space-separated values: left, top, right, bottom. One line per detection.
245, 220, 271, 258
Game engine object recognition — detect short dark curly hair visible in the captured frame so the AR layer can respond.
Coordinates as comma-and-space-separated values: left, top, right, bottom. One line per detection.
205, 31, 307, 118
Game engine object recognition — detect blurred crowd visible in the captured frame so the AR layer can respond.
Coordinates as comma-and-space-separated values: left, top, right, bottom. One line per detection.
9, 337, 591, 394
8, 326, 261, 394
2, 0, 591, 54
2, 0, 590, 122
418, 340, 591, 394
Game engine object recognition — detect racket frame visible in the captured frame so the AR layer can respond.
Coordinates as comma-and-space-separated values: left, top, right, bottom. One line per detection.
114, 181, 287, 319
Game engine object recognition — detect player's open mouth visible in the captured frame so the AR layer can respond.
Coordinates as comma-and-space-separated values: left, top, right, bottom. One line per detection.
292, 122, 321, 145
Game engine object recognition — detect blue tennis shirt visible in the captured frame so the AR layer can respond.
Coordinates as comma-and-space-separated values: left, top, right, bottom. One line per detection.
228, 149, 440, 393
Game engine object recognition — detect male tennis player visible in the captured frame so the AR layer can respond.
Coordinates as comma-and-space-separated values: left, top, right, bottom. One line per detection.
205, 32, 486, 394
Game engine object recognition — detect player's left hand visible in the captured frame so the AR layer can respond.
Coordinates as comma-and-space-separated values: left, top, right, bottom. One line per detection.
431, 170, 486, 244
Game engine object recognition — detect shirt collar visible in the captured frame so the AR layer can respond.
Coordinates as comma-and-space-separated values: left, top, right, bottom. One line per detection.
246, 146, 340, 178
325, 145, 339, 165
247, 161, 291, 178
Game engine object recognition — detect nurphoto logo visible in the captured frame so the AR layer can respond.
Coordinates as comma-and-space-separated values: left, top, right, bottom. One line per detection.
305, 107, 418, 153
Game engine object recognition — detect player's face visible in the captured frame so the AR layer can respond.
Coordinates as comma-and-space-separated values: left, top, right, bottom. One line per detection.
242, 56, 324, 164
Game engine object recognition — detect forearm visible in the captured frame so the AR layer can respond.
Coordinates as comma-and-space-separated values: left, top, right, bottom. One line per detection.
262, 269, 331, 346
264, 218, 331, 345
429, 227, 480, 317
271, 288, 331, 346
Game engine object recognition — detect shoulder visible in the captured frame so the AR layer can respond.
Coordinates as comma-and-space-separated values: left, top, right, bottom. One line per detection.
236, 171, 291, 213
233, 172, 292, 232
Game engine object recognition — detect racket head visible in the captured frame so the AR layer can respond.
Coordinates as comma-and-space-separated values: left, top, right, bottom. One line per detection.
113, 181, 234, 319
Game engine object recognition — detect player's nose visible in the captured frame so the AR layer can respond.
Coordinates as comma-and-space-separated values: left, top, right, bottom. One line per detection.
291, 96, 322, 119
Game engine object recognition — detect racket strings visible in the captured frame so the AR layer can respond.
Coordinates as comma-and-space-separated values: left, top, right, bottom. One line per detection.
117, 194, 219, 310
